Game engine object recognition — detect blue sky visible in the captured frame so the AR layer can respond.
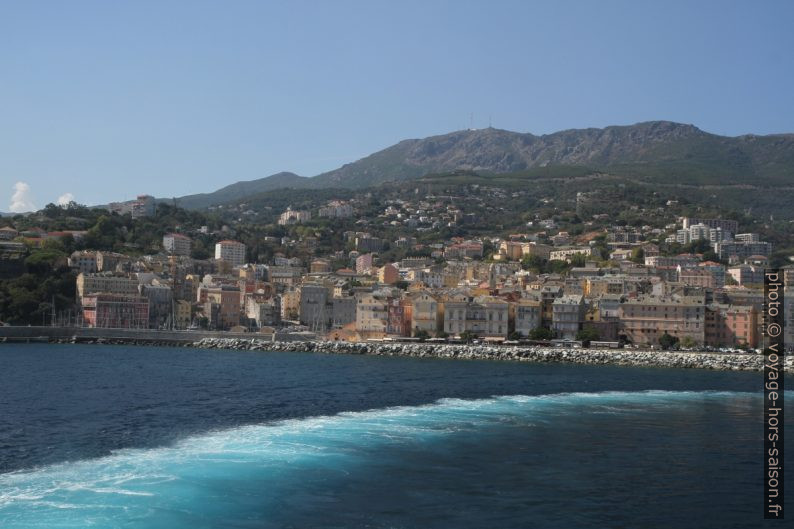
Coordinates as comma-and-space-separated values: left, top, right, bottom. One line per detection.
2, 0, 793, 210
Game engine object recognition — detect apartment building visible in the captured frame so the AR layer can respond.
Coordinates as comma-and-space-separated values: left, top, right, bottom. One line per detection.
356, 235, 384, 253
618, 296, 706, 346
76, 272, 139, 302
645, 255, 700, 268
278, 208, 312, 225
202, 284, 241, 330
549, 247, 593, 262
514, 298, 541, 337
552, 295, 585, 339
356, 292, 389, 335
442, 295, 509, 338
299, 284, 331, 331
279, 290, 300, 320
318, 200, 353, 218
69, 251, 98, 275
163, 233, 192, 256
356, 254, 374, 274
499, 241, 524, 261
522, 242, 552, 260
310, 259, 331, 274
268, 266, 303, 286
82, 293, 149, 328
705, 304, 758, 348
330, 296, 357, 329
386, 298, 411, 337
97, 252, 131, 272
245, 293, 281, 328
444, 241, 484, 259
715, 240, 772, 261
407, 292, 440, 336
584, 276, 626, 297
174, 300, 192, 329
215, 240, 246, 267
677, 267, 717, 289
140, 283, 173, 328
681, 217, 739, 234
378, 264, 400, 284
108, 194, 156, 219
699, 262, 726, 287
727, 264, 765, 286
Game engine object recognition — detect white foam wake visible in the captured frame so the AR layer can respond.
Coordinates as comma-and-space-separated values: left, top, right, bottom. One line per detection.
0, 390, 762, 528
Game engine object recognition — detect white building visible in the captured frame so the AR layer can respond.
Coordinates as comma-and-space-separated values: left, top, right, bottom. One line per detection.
548, 247, 593, 262
318, 200, 354, 218
69, 251, 98, 275
552, 295, 585, 340
215, 240, 246, 267
278, 207, 312, 225
514, 299, 541, 337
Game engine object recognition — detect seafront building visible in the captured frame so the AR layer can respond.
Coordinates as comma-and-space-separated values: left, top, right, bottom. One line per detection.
618, 296, 706, 346
81, 293, 150, 328
26, 208, 772, 348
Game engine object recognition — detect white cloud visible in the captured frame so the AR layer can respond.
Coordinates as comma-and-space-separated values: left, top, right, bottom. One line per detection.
10, 181, 36, 213
57, 192, 75, 206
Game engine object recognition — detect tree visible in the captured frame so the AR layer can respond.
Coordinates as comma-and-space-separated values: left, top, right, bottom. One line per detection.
521, 254, 546, 273
576, 325, 600, 343
414, 329, 430, 341
630, 247, 645, 264
680, 336, 697, 349
659, 333, 679, 350
459, 330, 479, 343
529, 327, 554, 340
508, 330, 523, 341
569, 253, 587, 268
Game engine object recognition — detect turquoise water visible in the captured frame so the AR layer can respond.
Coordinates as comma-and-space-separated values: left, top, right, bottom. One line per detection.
0, 345, 788, 528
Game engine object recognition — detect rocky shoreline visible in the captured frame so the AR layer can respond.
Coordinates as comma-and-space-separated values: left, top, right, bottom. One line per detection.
192, 338, 792, 372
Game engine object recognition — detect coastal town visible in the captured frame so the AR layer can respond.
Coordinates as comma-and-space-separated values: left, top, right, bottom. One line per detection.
0, 191, 788, 351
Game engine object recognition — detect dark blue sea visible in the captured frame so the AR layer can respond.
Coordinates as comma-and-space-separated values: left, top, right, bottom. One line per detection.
0, 344, 789, 528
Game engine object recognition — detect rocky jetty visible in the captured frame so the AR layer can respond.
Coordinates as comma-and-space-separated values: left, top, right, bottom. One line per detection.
191, 338, 791, 372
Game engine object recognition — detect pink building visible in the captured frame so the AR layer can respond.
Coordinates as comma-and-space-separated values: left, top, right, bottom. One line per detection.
356, 254, 374, 274
387, 299, 411, 337
82, 294, 150, 328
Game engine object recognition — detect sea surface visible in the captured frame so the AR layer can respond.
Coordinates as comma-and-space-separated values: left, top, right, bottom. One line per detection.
0, 343, 789, 528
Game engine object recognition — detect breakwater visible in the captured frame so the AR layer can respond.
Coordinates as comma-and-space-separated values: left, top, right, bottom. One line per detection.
193, 338, 792, 372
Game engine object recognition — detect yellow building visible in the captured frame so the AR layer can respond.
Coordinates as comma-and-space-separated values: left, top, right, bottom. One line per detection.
378, 264, 400, 284
407, 292, 440, 336
280, 290, 300, 320
355, 293, 388, 335
175, 300, 192, 329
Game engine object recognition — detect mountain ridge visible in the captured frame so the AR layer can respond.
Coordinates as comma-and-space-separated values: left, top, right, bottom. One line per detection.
160, 121, 794, 209
167, 172, 311, 210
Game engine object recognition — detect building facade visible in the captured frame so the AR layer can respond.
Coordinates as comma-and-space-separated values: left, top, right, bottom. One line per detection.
163, 233, 192, 256
215, 240, 246, 267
